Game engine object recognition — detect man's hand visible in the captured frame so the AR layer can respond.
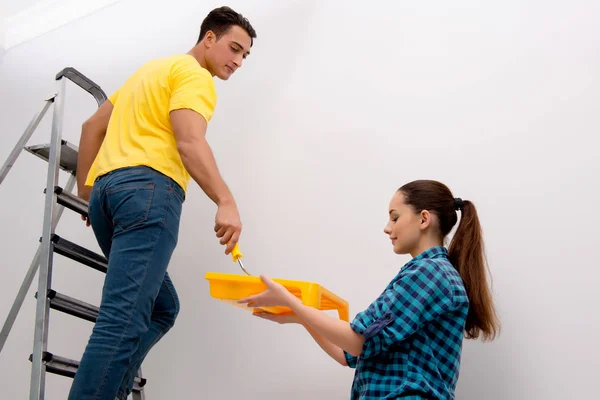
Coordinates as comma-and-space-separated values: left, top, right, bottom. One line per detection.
78, 189, 91, 227
81, 215, 91, 227
214, 201, 242, 254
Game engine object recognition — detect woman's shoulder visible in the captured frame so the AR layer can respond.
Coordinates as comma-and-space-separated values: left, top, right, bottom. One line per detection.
401, 255, 468, 305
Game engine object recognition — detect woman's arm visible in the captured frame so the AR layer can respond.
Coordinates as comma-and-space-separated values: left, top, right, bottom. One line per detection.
254, 311, 348, 366
302, 321, 349, 366
240, 276, 365, 357
288, 296, 365, 357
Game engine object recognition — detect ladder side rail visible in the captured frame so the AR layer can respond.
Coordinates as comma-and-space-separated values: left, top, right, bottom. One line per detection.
0, 174, 75, 354
0, 100, 54, 186
29, 77, 67, 400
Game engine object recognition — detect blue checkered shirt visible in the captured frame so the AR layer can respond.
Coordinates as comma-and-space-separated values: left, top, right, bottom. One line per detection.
344, 246, 469, 400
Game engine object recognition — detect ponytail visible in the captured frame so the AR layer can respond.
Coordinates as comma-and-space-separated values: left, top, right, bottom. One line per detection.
398, 180, 500, 341
448, 200, 500, 341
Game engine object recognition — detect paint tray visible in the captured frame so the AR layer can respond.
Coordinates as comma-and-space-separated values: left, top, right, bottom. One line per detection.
205, 272, 349, 321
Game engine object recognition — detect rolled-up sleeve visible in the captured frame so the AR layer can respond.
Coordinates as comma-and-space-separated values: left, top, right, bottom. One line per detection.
344, 350, 358, 368
350, 263, 454, 359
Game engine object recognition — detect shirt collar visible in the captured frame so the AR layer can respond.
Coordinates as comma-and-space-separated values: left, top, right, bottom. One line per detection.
402, 246, 448, 270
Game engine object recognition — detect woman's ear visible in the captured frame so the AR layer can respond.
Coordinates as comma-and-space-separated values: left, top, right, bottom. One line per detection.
420, 210, 431, 230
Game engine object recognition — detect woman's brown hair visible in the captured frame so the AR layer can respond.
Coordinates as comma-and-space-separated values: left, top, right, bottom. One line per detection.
399, 180, 500, 340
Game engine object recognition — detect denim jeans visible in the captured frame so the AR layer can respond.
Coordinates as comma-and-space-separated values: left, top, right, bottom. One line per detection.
68, 166, 185, 400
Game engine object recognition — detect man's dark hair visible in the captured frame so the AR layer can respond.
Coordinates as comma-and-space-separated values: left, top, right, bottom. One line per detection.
197, 6, 257, 46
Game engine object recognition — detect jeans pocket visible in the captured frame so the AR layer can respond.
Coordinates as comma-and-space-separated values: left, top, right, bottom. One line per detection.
106, 183, 155, 232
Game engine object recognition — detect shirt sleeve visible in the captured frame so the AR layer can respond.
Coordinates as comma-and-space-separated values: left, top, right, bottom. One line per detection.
350, 263, 455, 360
168, 57, 217, 123
344, 351, 358, 369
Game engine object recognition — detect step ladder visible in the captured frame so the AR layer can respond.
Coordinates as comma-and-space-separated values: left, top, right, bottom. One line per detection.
0, 68, 147, 399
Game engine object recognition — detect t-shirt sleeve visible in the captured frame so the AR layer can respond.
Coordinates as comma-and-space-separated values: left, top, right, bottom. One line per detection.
168, 57, 217, 123
108, 88, 120, 105
350, 262, 455, 359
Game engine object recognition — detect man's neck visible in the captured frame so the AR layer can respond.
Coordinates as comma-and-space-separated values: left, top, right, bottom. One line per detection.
187, 45, 210, 72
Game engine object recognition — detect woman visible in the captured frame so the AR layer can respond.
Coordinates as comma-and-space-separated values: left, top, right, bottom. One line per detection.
239, 180, 500, 399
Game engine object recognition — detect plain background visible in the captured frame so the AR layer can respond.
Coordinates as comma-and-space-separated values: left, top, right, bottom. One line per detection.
1, 0, 599, 398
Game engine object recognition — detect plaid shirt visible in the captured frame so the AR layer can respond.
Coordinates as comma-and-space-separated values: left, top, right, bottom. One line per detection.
344, 246, 469, 400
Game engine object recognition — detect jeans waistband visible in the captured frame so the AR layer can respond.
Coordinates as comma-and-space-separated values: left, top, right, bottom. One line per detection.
96, 166, 185, 201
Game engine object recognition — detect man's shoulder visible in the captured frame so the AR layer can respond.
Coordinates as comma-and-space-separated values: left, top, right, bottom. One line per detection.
163, 54, 212, 78
128, 54, 209, 79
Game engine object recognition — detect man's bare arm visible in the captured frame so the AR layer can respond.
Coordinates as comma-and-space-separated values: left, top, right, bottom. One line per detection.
170, 109, 234, 206
77, 100, 113, 201
170, 108, 242, 253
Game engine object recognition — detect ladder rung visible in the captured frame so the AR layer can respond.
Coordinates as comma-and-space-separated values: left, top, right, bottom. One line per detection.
24, 140, 78, 174
53, 186, 88, 217
29, 352, 146, 391
49, 234, 107, 273
33, 352, 78, 378
45, 290, 98, 323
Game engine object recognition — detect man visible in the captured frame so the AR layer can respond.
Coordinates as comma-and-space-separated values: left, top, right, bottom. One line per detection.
68, 6, 256, 399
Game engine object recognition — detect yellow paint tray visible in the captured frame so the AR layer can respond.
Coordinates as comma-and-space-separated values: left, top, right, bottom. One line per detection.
205, 272, 349, 321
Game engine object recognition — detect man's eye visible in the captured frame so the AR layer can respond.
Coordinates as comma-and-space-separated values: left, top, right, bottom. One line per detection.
231, 46, 239, 52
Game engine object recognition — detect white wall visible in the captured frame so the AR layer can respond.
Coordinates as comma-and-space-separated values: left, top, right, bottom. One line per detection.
0, 14, 5, 64
1, 0, 599, 399
2, 0, 122, 52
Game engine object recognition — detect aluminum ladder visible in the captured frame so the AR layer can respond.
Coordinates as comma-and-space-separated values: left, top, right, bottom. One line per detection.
0, 67, 147, 400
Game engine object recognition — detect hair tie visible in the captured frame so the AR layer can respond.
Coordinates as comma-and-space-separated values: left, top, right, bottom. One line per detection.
454, 197, 464, 211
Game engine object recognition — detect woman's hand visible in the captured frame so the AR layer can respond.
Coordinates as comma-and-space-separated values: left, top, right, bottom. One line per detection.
238, 275, 298, 308
253, 310, 300, 325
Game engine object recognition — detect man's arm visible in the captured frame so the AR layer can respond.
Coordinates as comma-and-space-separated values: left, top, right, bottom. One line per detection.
170, 108, 241, 254
77, 100, 113, 201
170, 108, 233, 206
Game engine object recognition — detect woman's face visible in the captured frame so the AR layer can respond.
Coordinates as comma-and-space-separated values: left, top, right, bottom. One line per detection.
384, 192, 423, 255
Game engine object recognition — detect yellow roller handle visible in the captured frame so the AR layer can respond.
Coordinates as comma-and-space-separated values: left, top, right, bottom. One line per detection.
231, 243, 243, 262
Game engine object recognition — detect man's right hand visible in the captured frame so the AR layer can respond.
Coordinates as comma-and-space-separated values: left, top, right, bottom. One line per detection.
214, 201, 242, 255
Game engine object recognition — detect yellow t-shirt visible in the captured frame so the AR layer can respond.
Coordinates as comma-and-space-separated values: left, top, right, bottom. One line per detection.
85, 54, 217, 193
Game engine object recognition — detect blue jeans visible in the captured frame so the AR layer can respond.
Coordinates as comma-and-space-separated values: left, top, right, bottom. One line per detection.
68, 166, 185, 400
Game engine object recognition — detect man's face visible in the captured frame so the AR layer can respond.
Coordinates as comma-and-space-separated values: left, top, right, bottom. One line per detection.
205, 25, 252, 80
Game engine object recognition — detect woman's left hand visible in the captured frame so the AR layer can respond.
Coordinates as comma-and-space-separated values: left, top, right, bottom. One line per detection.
238, 275, 297, 308
253, 310, 300, 324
